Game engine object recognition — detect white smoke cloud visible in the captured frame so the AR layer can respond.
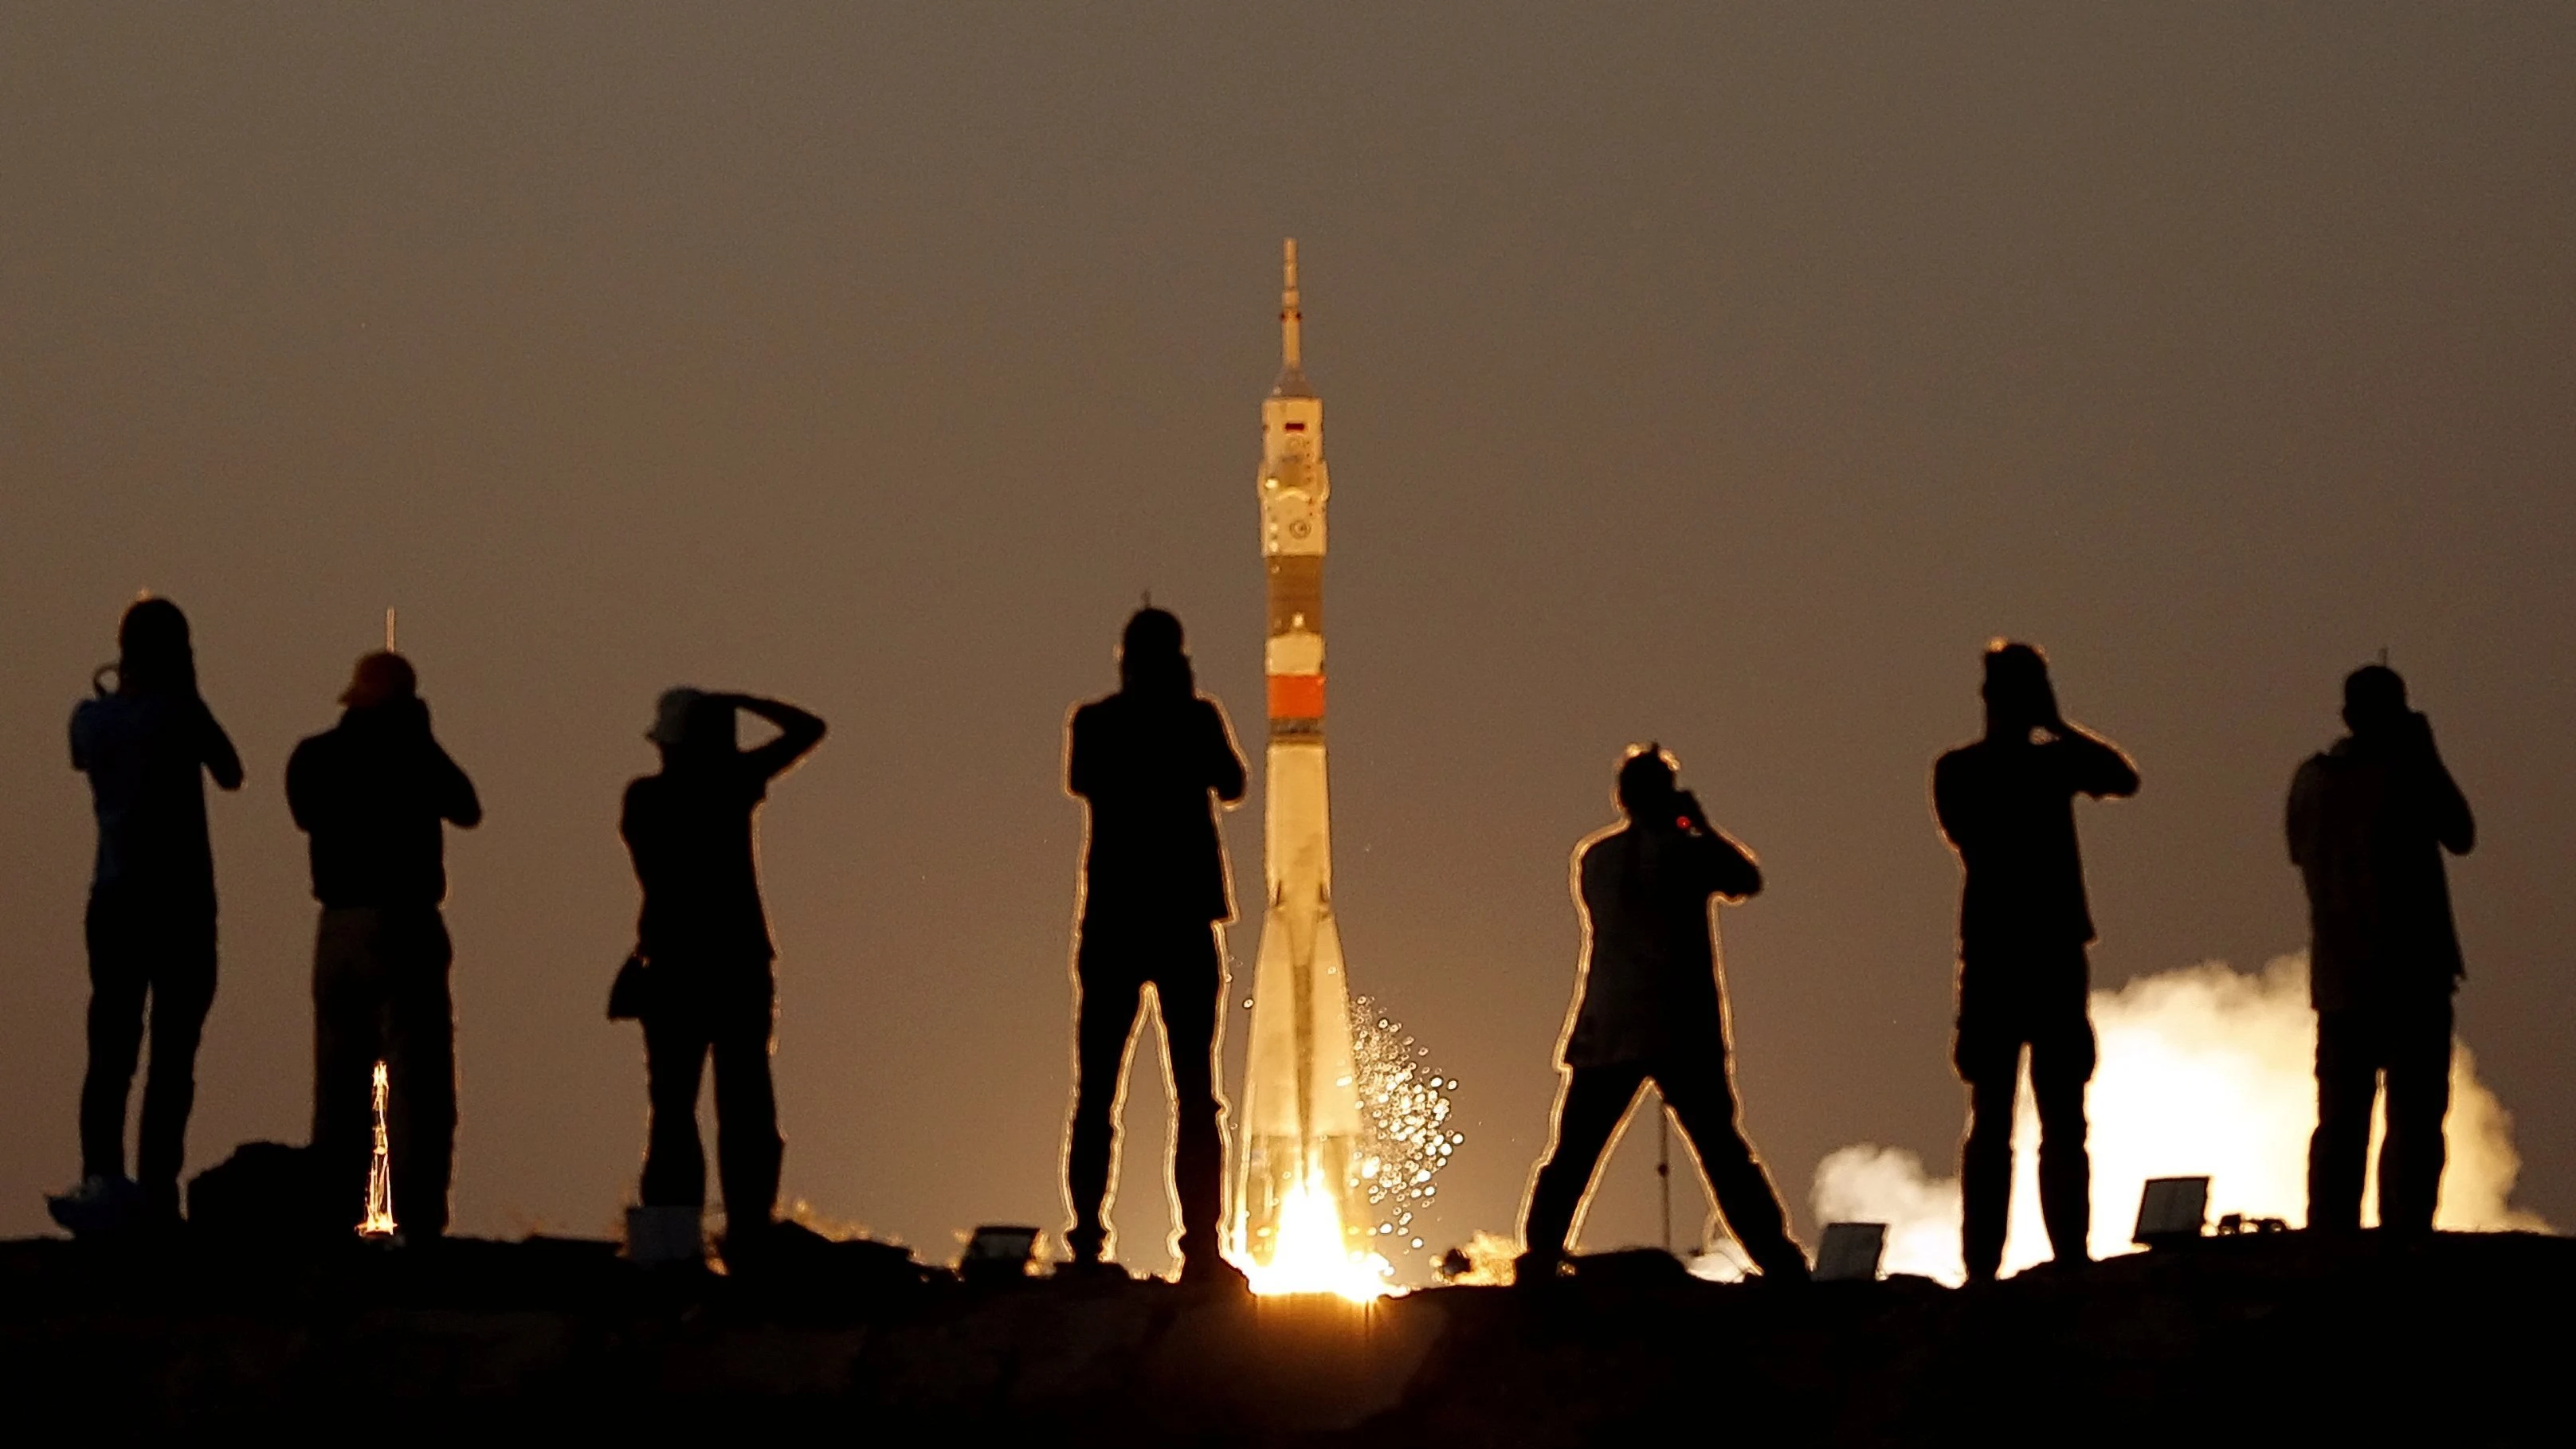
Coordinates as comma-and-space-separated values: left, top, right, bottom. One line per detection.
1813, 954, 2547, 1283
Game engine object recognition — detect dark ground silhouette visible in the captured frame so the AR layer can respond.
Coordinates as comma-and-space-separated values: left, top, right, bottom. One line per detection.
0, 1231, 2562, 1444
2291, 664, 2477, 1232
1062, 607, 1247, 1281
1933, 642, 2139, 1283
1521, 747, 1806, 1282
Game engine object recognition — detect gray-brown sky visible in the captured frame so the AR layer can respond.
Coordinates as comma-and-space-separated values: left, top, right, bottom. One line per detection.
2, 5, 2569, 1271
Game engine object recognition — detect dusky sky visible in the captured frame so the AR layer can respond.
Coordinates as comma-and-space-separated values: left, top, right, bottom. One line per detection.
2, 5, 2569, 1272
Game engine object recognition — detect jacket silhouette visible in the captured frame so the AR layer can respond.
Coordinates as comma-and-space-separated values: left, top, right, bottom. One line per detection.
1521, 747, 1808, 1282
65, 598, 242, 1224
287, 652, 480, 1241
1932, 643, 2136, 1283
2289, 665, 2474, 1232
621, 687, 825, 1253
1061, 607, 1246, 1282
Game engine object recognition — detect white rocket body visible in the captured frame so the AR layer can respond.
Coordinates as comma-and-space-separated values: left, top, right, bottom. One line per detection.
1234, 241, 1372, 1267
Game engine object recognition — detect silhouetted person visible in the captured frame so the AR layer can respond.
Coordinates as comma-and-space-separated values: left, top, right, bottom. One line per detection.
1933, 641, 2137, 1283
1519, 746, 1809, 1283
1061, 607, 1247, 1283
621, 688, 825, 1259
2290, 665, 2475, 1234
61, 598, 243, 1228
288, 651, 481, 1242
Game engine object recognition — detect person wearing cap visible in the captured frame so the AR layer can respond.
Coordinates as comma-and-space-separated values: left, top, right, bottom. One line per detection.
1061, 606, 1247, 1283
1518, 746, 1809, 1283
59, 597, 244, 1232
618, 687, 825, 1264
1932, 640, 2138, 1283
286, 649, 482, 1243
2289, 665, 2476, 1233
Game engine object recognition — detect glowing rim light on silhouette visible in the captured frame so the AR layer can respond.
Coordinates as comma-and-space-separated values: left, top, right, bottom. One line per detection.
1231, 1177, 1396, 1301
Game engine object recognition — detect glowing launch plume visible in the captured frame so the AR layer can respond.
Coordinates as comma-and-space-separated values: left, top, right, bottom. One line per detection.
1813, 955, 2546, 1283
1236, 1177, 1394, 1299
1348, 995, 1461, 1259
359, 1059, 396, 1238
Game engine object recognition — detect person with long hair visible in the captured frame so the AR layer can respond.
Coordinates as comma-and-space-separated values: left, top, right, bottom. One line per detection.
61, 597, 243, 1231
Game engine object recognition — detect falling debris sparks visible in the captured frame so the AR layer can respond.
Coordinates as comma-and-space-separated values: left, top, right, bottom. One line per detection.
359, 1059, 395, 1238
1347, 995, 1460, 1259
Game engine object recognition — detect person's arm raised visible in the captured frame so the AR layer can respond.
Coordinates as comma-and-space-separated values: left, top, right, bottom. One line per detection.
731, 695, 827, 781
1676, 790, 1762, 900
431, 738, 483, 829
200, 703, 245, 792
2409, 714, 2475, 856
2056, 723, 2140, 800
1206, 700, 1248, 805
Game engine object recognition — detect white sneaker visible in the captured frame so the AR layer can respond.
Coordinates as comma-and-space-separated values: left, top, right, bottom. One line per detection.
625, 1204, 705, 1267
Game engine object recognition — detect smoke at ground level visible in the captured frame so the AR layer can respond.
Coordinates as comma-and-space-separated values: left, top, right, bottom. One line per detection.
1812, 955, 2547, 1283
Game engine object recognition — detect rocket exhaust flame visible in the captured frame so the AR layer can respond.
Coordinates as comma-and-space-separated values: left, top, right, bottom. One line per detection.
359, 1059, 395, 1238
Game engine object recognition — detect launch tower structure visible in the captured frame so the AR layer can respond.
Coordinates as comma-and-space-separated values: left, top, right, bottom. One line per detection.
1234, 240, 1373, 1272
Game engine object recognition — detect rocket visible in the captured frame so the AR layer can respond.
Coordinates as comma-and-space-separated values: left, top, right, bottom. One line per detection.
1234, 240, 1374, 1270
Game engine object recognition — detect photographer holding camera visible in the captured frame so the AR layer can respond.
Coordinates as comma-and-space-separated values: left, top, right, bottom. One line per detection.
1518, 745, 1809, 1283
1933, 641, 2139, 1283
2289, 664, 2476, 1234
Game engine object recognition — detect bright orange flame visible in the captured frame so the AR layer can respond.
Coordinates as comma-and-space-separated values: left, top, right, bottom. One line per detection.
359, 1059, 395, 1238
1231, 1174, 1394, 1301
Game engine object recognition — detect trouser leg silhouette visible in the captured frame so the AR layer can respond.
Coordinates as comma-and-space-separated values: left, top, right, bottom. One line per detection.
82, 894, 217, 1208
1960, 1014, 2096, 1279
314, 907, 455, 1236
80, 899, 153, 1184
313, 908, 388, 1228
382, 916, 457, 1239
2029, 1023, 2094, 1263
1657, 1057, 1808, 1278
1065, 966, 1143, 1263
1151, 937, 1227, 1267
641, 977, 781, 1233
2314, 1001, 2453, 1233
1960, 1070, 2016, 1283
2377, 1001, 2451, 1233
711, 1023, 782, 1230
1065, 922, 1225, 1266
641, 1018, 710, 1208
1523, 1063, 1648, 1263
2307, 1010, 2378, 1232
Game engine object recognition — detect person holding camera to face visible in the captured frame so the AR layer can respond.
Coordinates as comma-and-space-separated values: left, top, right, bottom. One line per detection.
1518, 745, 1809, 1283
1933, 641, 2139, 1284
2289, 664, 2475, 1235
